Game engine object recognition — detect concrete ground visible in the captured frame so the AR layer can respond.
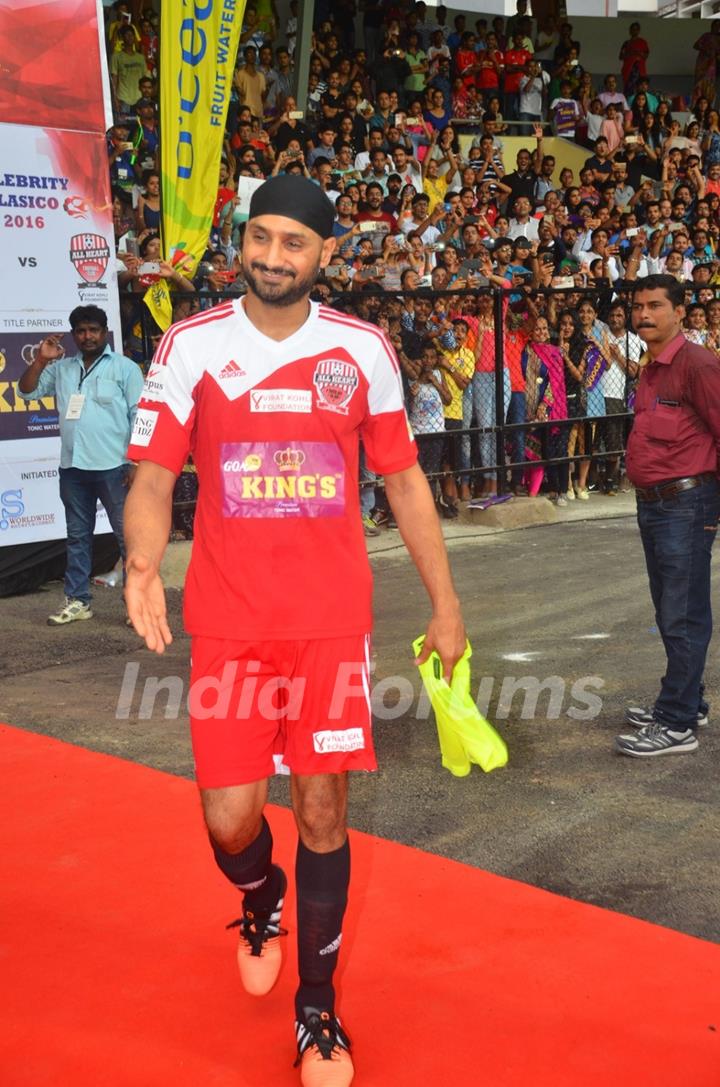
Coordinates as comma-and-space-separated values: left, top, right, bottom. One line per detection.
1, 493, 718, 943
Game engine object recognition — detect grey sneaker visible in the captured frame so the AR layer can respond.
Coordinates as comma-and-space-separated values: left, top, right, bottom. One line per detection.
47, 597, 93, 626
362, 514, 381, 537
625, 704, 708, 729
615, 721, 698, 757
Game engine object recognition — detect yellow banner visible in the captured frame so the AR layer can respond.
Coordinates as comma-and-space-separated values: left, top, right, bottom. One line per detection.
159, 0, 245, 274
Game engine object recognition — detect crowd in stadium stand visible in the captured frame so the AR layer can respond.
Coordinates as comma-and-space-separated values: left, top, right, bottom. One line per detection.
104, 1, 720, 531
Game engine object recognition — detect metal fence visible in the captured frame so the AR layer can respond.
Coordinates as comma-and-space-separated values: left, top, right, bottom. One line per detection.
134, 278, 710, 528
328, 282, 639, 498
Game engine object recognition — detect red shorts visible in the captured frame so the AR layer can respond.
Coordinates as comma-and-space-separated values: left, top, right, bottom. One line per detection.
189, 634, 376, 788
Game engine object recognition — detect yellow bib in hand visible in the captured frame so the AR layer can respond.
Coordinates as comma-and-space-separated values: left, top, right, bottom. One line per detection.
413, 636, 508, 776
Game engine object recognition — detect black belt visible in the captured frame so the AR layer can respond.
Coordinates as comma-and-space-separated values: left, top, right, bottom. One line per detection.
635, 473, 717, 503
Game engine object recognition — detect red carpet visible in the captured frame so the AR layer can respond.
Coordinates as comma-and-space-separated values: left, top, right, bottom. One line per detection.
0, 722, 718, 1086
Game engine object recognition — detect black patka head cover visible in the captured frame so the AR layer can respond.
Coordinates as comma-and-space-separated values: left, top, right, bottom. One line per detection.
247, 175, 335, 239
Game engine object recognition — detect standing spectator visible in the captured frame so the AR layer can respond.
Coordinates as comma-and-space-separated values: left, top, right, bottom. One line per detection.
234, 47, 266, 120
239, 5, 267, 54
534, 16, 560, 72
619, 22, 650, 97
506, 0, 533, 45
405, 31, 429, 95
553, 22, 580, 66
408, 344, 453, 512
439, 320, 475, 504
362, 0, 386, 66
257, 44, 280, 118
598, 74, 630, 117
107, 3, 139, 52
477, 33, 504, 97
133, 76, 157, 110
285, 0, 298, 57
601, 104, 625, 155
110, 26, 149, 115
107, 121, 138, 193
551, 80, 581, 140
18, 307, 143, 625
519, 60, 549, 135
134, 99, 159, 165
503, 31, 532, 121
602, 303, 642, 494
455, 32, 480, 91
427, 28, 450, 78
375, 38, 411, 101
693, 22, 720, 106
139, 16, 159, 79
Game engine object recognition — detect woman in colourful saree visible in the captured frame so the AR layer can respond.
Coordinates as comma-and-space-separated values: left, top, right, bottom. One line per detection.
522, 317, 569, 503
619, 23, 649, 98
693, 23, 720, 106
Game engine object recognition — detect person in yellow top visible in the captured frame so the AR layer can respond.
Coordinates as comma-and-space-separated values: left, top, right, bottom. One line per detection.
422, 132, 460, 213
440, 319, 476, 505
107, 4, 141, 52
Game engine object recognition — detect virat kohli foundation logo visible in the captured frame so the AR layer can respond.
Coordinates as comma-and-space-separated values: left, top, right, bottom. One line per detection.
69, 233, 110, 296
313, 359, 358, 415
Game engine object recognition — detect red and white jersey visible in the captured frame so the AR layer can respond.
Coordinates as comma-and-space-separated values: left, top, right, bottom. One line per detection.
127, 299, 417, 639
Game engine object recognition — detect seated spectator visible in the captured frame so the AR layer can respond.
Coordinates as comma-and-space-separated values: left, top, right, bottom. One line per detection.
598, 73, 630, 118
508, 196, 540, 241
424, 87, 452, 130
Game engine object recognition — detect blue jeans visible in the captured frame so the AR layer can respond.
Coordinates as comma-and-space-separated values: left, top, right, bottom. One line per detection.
461, 370, 511, 483
506, 390, 526, 485
59, 466, 129, 604
637, 478, 720, 730
359, 447, 377, 517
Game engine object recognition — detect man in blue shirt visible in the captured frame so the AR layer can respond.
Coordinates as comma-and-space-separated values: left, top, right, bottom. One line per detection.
19, 305, 144, 625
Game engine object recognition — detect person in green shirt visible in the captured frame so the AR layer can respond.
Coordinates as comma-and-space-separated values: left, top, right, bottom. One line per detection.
404, 31, 429, 95
110, 26, 149, 115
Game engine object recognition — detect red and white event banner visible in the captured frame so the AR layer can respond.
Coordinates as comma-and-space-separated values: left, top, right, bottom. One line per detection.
0, 0, 120, 548
0, 0, 109, 132
0, 122, 120, 544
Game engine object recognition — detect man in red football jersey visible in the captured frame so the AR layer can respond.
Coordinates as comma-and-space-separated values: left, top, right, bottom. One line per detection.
124, 174, 466, 1086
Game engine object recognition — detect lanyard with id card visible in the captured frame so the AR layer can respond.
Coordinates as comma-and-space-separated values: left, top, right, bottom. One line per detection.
67, 357, 101, 420
66, 393, 85, 420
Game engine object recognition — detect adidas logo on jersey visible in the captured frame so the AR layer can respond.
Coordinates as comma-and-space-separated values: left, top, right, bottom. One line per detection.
218, 359, 246, 379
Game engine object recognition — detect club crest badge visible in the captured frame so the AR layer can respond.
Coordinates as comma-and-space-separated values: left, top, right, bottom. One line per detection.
70, 233, 110, 286
312, 358, 359, 415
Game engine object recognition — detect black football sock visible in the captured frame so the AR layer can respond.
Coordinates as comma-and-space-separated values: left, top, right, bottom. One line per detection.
210, 815, 283, 914
295, 837, 350, 1021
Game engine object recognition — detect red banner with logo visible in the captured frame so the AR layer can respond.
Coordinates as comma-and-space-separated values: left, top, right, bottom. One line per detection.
0, 0, 106, 133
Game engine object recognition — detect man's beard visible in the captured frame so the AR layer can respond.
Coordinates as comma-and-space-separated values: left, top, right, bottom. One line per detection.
242, 258, 321, 307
